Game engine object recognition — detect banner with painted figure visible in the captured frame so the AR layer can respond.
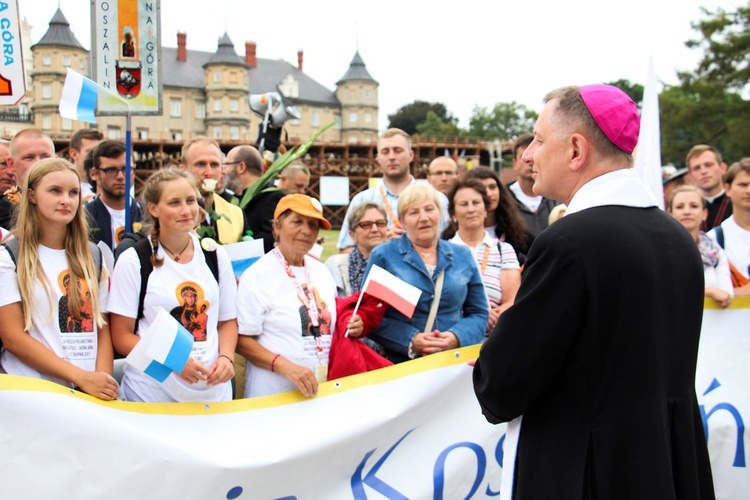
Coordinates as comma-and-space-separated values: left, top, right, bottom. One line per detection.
0, 0, 26, 105
0, 300, 748, 498
91, 0, 162, 115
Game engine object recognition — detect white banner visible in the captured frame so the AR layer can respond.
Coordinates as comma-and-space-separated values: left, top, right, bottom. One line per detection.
696, 298, 750, 499
0, 299, 748, 499
0, 0, 26, 105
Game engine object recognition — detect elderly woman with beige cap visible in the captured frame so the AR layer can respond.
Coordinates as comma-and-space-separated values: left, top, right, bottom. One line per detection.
236, 194, 360, 397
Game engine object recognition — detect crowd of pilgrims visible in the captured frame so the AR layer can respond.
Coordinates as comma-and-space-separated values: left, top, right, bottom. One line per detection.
0, 127, 744, 402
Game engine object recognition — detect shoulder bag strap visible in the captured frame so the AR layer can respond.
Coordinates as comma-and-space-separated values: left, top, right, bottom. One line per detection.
423, 270, 445, 334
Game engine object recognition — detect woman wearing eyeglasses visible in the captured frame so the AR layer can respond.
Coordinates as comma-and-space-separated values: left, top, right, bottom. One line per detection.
85, 141, 143, 252
325, 202, 388, 297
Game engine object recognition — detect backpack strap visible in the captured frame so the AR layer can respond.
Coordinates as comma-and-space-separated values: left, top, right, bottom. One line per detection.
715, 225, 725, 249
134, 237, 154, 324
88, 241, 102, 280
1, 237, 19, 268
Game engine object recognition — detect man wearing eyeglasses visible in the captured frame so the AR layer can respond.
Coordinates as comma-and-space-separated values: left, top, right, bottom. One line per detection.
85, 140, 143, 251
427, 156, 458, 195
180, 137, 246, 244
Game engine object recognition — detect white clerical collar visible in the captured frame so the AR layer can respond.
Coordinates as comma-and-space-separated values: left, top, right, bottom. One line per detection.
565, 168, 658, 217
704, 189, 726, 204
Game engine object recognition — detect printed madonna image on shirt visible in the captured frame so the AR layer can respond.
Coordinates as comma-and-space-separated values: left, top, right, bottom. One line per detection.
91, 0, 162, 115
57, 270, 95, 333
171, 281, 209, 342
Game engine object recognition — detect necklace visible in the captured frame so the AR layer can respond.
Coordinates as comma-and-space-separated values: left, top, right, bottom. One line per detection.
160, 238, 192, 262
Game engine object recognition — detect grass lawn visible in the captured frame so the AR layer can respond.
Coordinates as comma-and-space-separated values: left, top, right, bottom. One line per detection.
319, 229, 341, 260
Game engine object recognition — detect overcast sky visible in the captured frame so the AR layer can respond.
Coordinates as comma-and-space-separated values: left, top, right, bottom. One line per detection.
22, 0, 746, 129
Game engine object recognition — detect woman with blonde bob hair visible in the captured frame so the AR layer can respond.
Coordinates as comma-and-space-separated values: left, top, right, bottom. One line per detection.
0, 158, 117, 400
364, 184, 488, 363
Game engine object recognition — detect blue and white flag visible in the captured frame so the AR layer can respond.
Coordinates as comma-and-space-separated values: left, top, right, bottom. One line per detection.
59, 68, 98, 123
125, 307, 193, 383
223, 239, 265, 279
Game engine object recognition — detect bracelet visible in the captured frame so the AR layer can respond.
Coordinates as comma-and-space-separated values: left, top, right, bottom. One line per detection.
270, 354, 281, 372
218, 354, 232, 364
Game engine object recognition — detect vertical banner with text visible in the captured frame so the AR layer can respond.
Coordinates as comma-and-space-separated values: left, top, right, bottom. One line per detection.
91, 0, 162, 115
0, 0, 26, 105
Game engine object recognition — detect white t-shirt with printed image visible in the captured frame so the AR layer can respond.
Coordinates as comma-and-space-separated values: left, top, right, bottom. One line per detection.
237, 250, 337, 398
0, 245, 108, 387
108, 233, 237, 402
103, 203, 126, 250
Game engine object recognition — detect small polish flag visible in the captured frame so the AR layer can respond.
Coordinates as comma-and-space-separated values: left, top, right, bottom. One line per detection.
223, 238, 265, 279
125, 307, 194, 383
358, 265, 422, 318
59, 68, 99, 123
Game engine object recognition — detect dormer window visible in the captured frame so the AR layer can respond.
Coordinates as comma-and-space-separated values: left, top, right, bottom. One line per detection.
279, 74, 299, 99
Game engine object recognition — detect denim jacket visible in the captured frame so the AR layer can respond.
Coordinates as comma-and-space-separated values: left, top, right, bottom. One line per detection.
365, 235, 489, 363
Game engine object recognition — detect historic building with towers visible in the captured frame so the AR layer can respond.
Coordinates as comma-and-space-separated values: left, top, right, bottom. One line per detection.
10, 8, 379, 145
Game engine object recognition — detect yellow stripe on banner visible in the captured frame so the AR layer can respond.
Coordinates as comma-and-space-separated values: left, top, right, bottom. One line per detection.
0, 345, 481, 416
704, 295, 750, 310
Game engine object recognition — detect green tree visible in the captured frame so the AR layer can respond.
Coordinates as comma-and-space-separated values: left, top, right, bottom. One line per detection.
415, 111, 461, 139
387, 101, 457, 135
606, 79, 644, 105
686, 4, 750, 93
468, 101, 537, 140
658, 3, 750, 166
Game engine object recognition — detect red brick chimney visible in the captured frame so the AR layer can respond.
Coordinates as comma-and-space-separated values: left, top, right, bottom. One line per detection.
177, 32, 187, 61
245, 41, 257, 68
297, 49, 303, 71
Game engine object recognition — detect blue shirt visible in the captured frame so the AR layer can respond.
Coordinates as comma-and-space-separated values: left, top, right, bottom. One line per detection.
365, 235, 488, 363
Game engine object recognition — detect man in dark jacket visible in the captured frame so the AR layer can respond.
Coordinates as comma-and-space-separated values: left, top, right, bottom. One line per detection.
473, 85, 714, 499
86, 140, 142, 250
507, 133, 558, 237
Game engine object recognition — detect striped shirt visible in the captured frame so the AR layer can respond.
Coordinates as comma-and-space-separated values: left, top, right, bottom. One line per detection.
450, 231, 520, 308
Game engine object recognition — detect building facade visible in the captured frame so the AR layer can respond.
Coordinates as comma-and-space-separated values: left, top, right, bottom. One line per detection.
17, 8, 379, 146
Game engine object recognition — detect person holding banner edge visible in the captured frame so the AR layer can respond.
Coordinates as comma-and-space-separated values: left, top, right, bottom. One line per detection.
108, 168, 237, 402
0, 158, 116, 400
236, 194, 360, 398
364, 184, 488, 364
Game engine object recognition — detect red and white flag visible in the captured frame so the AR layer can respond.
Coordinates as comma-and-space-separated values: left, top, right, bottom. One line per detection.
356, 265, 422, 318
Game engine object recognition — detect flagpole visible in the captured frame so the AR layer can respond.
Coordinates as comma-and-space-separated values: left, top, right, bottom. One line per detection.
124, 109, 133, 233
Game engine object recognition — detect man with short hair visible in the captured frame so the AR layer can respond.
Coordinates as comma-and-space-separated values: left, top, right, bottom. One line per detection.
69, 128, 104, 201
427, 156, 458, 195
686, 144, 732, 231
0, 140, 14, 193
473, 85, 714, 499
85, 141, 143, 251
0, 129, 56, 228
337, 128, 449, 250
507, 133, 558, 237
225, 144, 283, 252
180, 137, 246, 244
278, 164, 310, 194
709, 158, 750, 296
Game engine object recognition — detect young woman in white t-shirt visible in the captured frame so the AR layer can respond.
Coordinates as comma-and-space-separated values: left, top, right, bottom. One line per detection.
0, 158, 117, 400
109, 168, 237, 402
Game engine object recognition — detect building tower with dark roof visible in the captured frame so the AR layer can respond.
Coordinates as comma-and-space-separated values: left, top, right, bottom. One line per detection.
30, 8, 90, 133
203, 33, 250, 141
336, 51, 379, 144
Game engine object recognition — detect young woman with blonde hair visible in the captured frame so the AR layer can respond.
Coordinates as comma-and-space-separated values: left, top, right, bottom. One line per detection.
109, 168, 237, 402
0, 158, 117, 400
